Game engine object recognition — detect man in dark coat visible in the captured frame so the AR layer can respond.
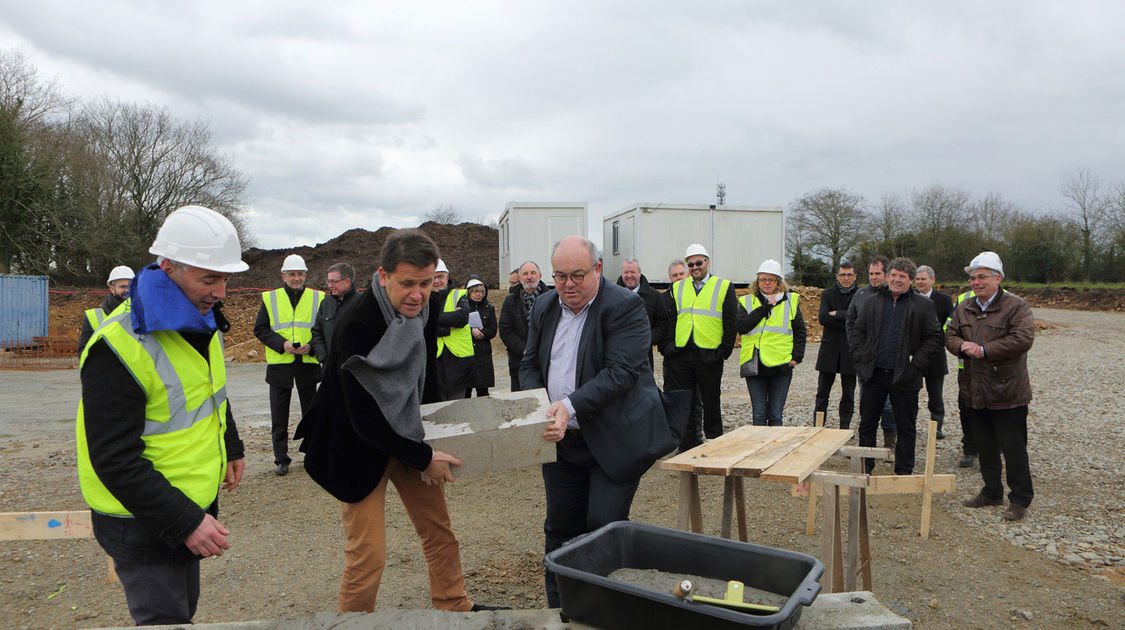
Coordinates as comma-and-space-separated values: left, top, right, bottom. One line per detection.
814, 262, 859, 428
915, 265, 954, 439
849, 257, 943, 475
464, 277, 497, 397
522, 236, 683, 608
498, 260, 549, 391
311, 262, 362, 364
616, 257, 667, 370
294, 229, 495, 613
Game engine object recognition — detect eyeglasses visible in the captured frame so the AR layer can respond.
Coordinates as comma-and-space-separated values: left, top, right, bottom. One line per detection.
968, 273, 995, 282
686, 260, 706, 268
552, 265, 596, 286
837, 272, 856, 277
326, 278, 344, 285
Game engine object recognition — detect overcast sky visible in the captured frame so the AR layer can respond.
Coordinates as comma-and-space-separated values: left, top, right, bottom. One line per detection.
3, 2, 1123, 250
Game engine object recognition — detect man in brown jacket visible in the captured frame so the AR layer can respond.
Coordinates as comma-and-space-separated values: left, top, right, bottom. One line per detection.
945, 252, 1035, 521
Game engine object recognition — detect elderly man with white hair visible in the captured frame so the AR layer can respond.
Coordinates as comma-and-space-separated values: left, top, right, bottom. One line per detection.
945, 252, 1035, 522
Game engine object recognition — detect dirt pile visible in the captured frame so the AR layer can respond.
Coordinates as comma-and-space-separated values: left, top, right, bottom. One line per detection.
234, 221, 499, 290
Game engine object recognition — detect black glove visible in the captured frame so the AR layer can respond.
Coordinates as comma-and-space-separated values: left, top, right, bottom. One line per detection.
212, 301, 231, 333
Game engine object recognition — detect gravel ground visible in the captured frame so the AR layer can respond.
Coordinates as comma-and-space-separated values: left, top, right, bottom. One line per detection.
1, 307, 1123, 629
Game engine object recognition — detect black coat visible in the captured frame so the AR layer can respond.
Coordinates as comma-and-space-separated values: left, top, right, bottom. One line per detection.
815, 284, 857, 375
295, 289, 447, 503
520, 276, 684, 483
498, 281, 550, 358
310, 287, 362, 363
466, 289, 497, 389
615, 274, 668, 368
921, 289, 954, 376
848, 286, 943, 390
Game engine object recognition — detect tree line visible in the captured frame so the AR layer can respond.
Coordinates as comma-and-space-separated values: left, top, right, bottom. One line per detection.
0, 50, 249, 283
786, 172, 1125, 287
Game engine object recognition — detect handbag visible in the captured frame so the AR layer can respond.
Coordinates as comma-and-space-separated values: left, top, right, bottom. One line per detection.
740, 346, 760, 378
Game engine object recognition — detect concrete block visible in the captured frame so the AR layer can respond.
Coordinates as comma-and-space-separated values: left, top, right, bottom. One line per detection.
795, 591, 912, 629
420, 388, 554, 478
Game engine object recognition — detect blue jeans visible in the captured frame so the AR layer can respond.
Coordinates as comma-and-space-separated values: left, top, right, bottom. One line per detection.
746, 368, 794, 426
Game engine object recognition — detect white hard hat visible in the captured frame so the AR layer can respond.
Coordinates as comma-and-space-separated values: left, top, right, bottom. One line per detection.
684, 243, 709, 260
435, 259, 449, 274
281, 254, 308, 272
964, 251, 1003, 277
756, 259, 783, 277
466, 279, 484, 290
149, 205, 248, 273
106, 265, 134, 285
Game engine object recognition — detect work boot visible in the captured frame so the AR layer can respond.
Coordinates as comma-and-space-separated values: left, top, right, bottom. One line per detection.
958, 453, 976, 468
962, 493, 1003, 508
1002, 504, 1028, 521
882, 430, 896, 462
935, 417, 945, 440
275, 462, 289, 476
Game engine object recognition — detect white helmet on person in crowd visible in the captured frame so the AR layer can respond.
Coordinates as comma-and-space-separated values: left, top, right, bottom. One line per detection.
964, 251, 1004, 277
149, 205, 249, 273
684, 243, 709, 260
435, 259, 449, 274
106, 266, 135, 285
281, 254, 308, 272
756, 259, 783, 278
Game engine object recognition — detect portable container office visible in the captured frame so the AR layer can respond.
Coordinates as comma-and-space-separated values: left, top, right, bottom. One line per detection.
602, 204, 785, 285
498, 202, 587, 287
0, 274, 50, 348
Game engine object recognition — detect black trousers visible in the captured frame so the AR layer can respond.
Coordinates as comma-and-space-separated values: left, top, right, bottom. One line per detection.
508, 354, 523, 392
663, 350, 725, 450
965, 405, 1033, 507
464, 386, 489, 398
542, 431, 639, 608
958, 392, 978, 456
269, 383, 316, 465
113, 556, 201, 625
924, 373, 946, 426
814, 371, 856, 429
858, 369, 919, 474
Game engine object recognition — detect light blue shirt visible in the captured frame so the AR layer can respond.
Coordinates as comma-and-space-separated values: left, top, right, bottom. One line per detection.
547, 291, 598, 429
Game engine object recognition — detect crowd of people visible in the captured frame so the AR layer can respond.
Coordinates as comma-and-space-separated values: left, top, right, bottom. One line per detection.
74, 206, 1036, 625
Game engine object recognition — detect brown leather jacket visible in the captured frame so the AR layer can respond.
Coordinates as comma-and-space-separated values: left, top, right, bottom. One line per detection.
944, 289, 1034, 410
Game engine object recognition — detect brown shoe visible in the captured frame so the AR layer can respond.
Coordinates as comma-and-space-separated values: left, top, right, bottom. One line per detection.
1002, 504, 1028, 521
962, 493, 1003, 508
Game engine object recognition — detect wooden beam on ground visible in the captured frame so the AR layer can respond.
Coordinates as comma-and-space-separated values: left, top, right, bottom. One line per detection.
760, 428, 853, 483
0, 511, 93, 540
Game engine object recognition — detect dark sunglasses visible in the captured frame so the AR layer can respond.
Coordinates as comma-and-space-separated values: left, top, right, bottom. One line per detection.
686, 261, 705, 268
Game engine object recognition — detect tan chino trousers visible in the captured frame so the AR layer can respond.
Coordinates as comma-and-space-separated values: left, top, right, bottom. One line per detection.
338, 458, 472, 612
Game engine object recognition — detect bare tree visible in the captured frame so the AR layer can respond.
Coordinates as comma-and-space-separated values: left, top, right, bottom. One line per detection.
789, 187, 867, 271
970, 192, 1020, 235
0, 49, 70, 126
911, 184, 971, 234
1059, 168, 1108, 281
870, 192, 909, 254
424, 204, 460, 225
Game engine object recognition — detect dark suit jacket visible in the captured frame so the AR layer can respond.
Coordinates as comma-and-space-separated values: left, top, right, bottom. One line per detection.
815, 284, 857, 375
520, 276, 678, 483
615, 274, 667, 368
921, 289, 953, 376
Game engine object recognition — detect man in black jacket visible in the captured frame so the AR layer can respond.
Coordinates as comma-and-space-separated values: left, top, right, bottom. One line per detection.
915, 265, 954, 439
814, 262, 859, 428
295, 229, 494, 614
311, 262, 362, 364
78, 265, 133, 353
616, 257, 667, 370
498, 260, 548, 391
523, 236, 680, 608
849, 257, 943, 474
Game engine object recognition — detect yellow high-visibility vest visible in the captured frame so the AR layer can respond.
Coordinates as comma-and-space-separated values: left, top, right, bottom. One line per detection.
85, 308, 107, 330
76, 300, 229, 516
436, 289, 474, 358
739, 293, 799, 367
673, 276, 731, 349
263, 288, 325, 365
948, 290, 974, 370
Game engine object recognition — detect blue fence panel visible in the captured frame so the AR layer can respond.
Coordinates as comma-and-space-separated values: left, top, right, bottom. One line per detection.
0, 274, 49, 348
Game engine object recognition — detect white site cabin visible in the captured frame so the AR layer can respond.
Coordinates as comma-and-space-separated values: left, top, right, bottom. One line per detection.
601, 203, 785, 285
497, 202, 588, 287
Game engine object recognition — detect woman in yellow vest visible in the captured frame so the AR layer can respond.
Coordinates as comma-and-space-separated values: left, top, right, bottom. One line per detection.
734, 260, 807, 426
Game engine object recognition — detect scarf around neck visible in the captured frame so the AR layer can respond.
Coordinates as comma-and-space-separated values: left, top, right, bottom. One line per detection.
341, 272, 430, 442
130, 263, 217, 335
837, 280, 857, 295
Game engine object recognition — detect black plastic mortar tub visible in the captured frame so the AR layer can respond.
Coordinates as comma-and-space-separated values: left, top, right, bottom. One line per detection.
543, 521, 822, 630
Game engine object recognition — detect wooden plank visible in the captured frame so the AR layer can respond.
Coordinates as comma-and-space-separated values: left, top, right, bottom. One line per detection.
793, 473, 957, 496
0, 511, 93, 540
819, 484, 844, 593
659, 425, 761, 472
805, 412, 825, 537
857, 487, 873, 590
759, 428, 854, 483
734, 477, 747, 543
729, 426, 821, 477
688, 474, 703, 534
807, 471, 869, 488
720, 477, 735, 539
845, 455, 862, 592
836, 446, 893, 460
677, 472, 692, 531
920, 420, 938, 539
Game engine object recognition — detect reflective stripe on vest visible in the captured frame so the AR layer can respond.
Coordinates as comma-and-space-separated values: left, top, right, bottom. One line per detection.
76, 300, 228, 516
263, 288, 325, 365
436, 289, 474, 358
85, 308, 107, 330
739, 293, 798, 367
673, 276, 731, 349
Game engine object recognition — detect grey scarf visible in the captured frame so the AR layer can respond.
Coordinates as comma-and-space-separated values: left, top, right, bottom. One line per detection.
341, 273, 430, 442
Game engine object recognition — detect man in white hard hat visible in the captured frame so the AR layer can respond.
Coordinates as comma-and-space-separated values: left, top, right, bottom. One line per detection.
78, 265, 134, 352
254, 253, 326, 475
946, 252, 1035, 521
663, 243, 737, 451
76, 205, 247, 625
433, 259, 450, 291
